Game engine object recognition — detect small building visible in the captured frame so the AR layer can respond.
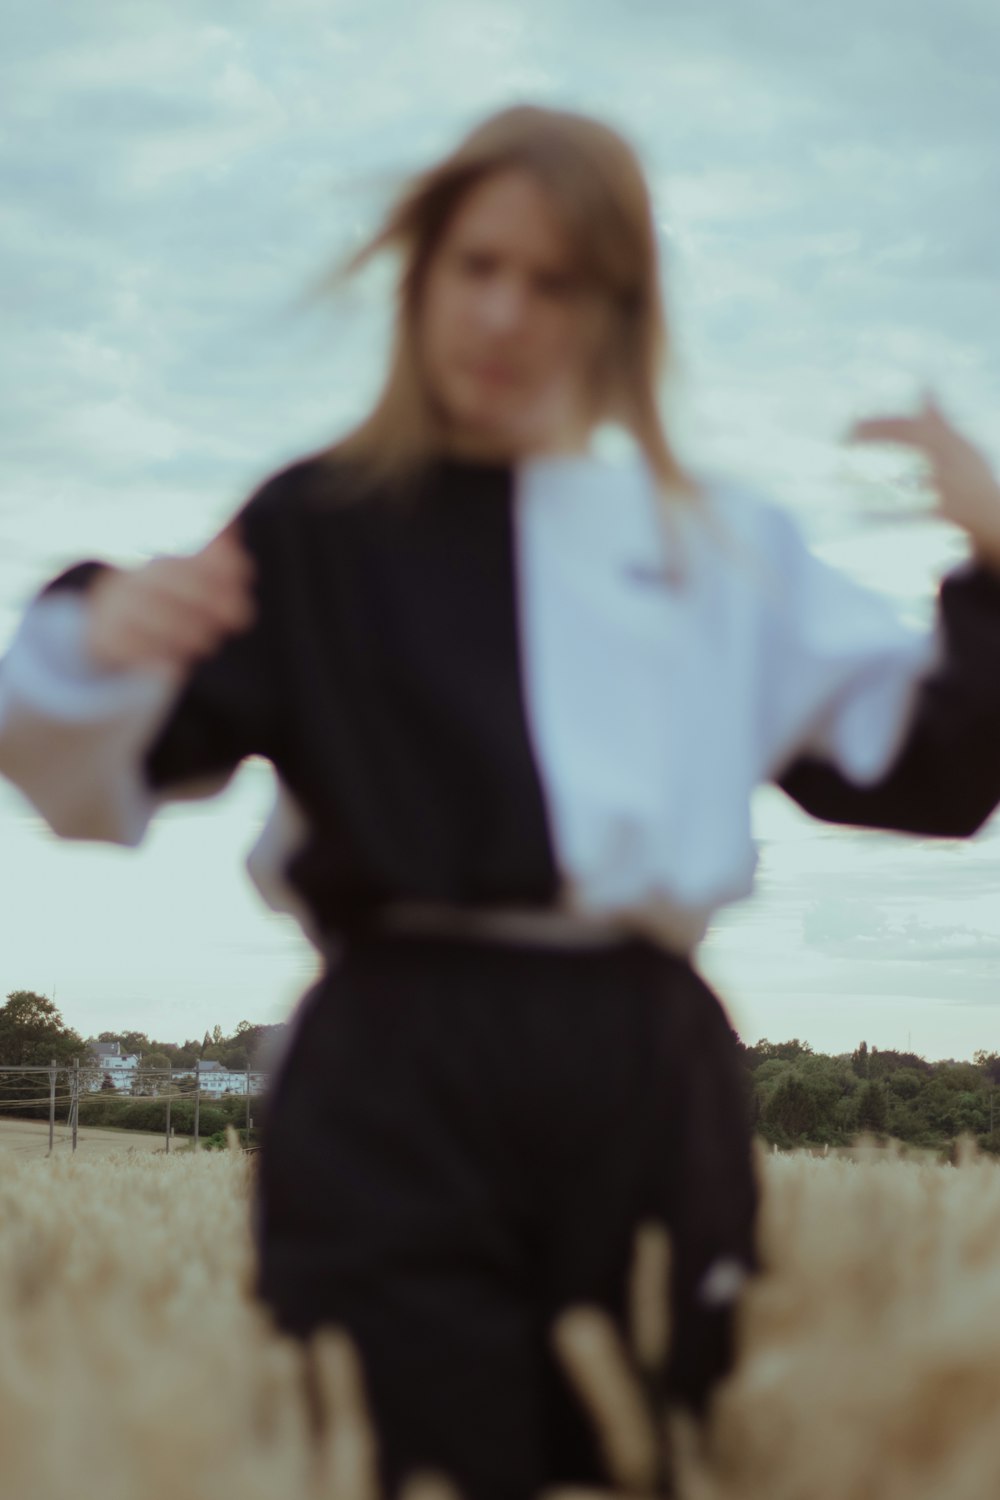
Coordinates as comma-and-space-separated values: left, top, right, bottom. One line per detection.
193, 1059, 268, 1096
87, 1041, 140, 1092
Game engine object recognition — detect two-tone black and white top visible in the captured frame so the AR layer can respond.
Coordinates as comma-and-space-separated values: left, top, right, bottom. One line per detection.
2, 449, 1000, 956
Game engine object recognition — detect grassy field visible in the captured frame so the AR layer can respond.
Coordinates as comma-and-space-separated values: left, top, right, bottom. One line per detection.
0, 1115, 173, 1158
2, 1143, 1000, 1499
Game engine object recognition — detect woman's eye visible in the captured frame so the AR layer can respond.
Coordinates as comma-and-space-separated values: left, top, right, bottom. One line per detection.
535, 273, 576, 301
458, 251, 496, 278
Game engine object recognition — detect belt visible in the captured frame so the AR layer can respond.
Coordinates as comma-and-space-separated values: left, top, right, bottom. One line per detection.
365, 900, 667, 951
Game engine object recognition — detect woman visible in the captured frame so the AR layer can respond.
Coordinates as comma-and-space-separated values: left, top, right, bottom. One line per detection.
3, 105, 1000, 1499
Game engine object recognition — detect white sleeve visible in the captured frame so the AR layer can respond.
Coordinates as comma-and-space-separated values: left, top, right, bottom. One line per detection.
0, 592, 184, 844
749, 500, 941, 784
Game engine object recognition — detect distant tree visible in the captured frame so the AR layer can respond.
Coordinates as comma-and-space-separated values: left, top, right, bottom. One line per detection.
937, 1062, 984, 1093
888, 1069, 924, 1102
135, 1050, 171, 1096
851, 1041, 870, 1079
0, 991, 86, 1068
870, 1048, 930, 1077
954, 1090, 988, 1135
0, 991, 87, 1118
794, 1054, 856, 1139
974, 1051, 1000, 1085
100, 1072, 116, 1094
764, 1075, 818, 1140
922, 1080, 960, 1136
855, 1080, 888, 1134
745, 1039, 813, 1072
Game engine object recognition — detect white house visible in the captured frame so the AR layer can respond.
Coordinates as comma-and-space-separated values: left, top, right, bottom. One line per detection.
85, 1046, 268, 1096
190, 1060, 268, 1096
87, 1041, 140, 1092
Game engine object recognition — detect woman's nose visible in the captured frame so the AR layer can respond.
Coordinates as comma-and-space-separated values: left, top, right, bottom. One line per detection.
477, 276, 529, 332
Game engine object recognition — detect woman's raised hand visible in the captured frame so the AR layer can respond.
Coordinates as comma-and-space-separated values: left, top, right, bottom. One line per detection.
83, 524, 257, 677
848, 394, 1000, 570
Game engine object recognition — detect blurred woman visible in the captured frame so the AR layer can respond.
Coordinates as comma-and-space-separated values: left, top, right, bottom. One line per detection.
3, 105, 1000, 1500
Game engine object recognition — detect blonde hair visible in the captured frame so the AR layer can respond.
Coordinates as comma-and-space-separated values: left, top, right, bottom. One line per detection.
319, 104, 699, 505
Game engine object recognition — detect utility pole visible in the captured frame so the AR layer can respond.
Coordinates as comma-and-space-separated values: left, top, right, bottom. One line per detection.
245, 1063, 251, 1146
71, 1057, 79, 1153
193, 1065, 201, 1150
48, 1058, 56, 1157
165, 1063, 172, 1154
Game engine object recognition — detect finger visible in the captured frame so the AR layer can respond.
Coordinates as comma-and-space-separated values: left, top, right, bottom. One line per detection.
188, 548, 257, 623
107, 596, 235, 665
196, 525, 256, 583
97, 568, 243, 652
87, 614, 207, 674
143, 558, 256, 633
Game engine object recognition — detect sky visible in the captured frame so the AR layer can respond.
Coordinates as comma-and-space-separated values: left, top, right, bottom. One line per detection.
2, 0, 999, 1057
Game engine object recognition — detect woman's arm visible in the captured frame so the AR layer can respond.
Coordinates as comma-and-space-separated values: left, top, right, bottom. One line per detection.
0, 502, 268, 845
779, 398, 1000, 837
779, 561, 1000, 836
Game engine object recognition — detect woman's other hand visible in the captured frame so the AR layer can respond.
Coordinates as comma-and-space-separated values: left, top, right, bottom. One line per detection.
847, 394, 1000, 571
83, 524, 257, 676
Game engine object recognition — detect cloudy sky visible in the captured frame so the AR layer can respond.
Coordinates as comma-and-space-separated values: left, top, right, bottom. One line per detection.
2, 0, 999, 1057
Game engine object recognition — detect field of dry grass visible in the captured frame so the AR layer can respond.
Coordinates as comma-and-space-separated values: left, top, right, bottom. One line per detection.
0, 1116, 170, 1158
2, 1142, 1000, 1499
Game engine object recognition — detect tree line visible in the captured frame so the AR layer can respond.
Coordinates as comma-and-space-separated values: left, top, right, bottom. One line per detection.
0, 991, 284, 1091
742, 1036, 1000, 1154
3, 989, 1000, 1156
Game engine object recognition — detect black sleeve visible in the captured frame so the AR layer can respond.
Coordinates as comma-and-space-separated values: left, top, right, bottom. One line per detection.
141, 474, 288, 795
777, 563, 1000, 837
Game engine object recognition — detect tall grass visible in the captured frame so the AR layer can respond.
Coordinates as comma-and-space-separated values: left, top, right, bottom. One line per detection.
2, 1142, 1000, 1498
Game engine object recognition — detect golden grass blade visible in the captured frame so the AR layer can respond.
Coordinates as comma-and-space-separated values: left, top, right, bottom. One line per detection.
628, 1221, 672, 1374
398, 1472, 465, 1500
308, 1329, 380, 1500
552, 1306, 660, 1494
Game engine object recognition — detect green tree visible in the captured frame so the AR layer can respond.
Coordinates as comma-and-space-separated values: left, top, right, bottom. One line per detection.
763, 1074, 818, 1142
888, 1069, 924, 1101
974, 1050, 1000, 1085
868, 1048, 929, 1079
922, 1080, 958, 1135
746, 1038, 813, 1071
0, 991, 87, 1119
937, 1062, 984, 1093
130, 1049, 172, 1096
0, 991, 85, 1067
855, 1080, 889, 1134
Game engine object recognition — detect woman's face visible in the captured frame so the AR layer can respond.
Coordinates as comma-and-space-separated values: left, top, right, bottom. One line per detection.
417, 168, 597, 459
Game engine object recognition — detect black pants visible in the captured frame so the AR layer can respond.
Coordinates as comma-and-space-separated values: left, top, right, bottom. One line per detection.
254, 932, 757, 1500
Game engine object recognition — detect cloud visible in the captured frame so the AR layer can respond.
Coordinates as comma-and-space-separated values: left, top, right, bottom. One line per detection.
802, 900, 1000, 965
